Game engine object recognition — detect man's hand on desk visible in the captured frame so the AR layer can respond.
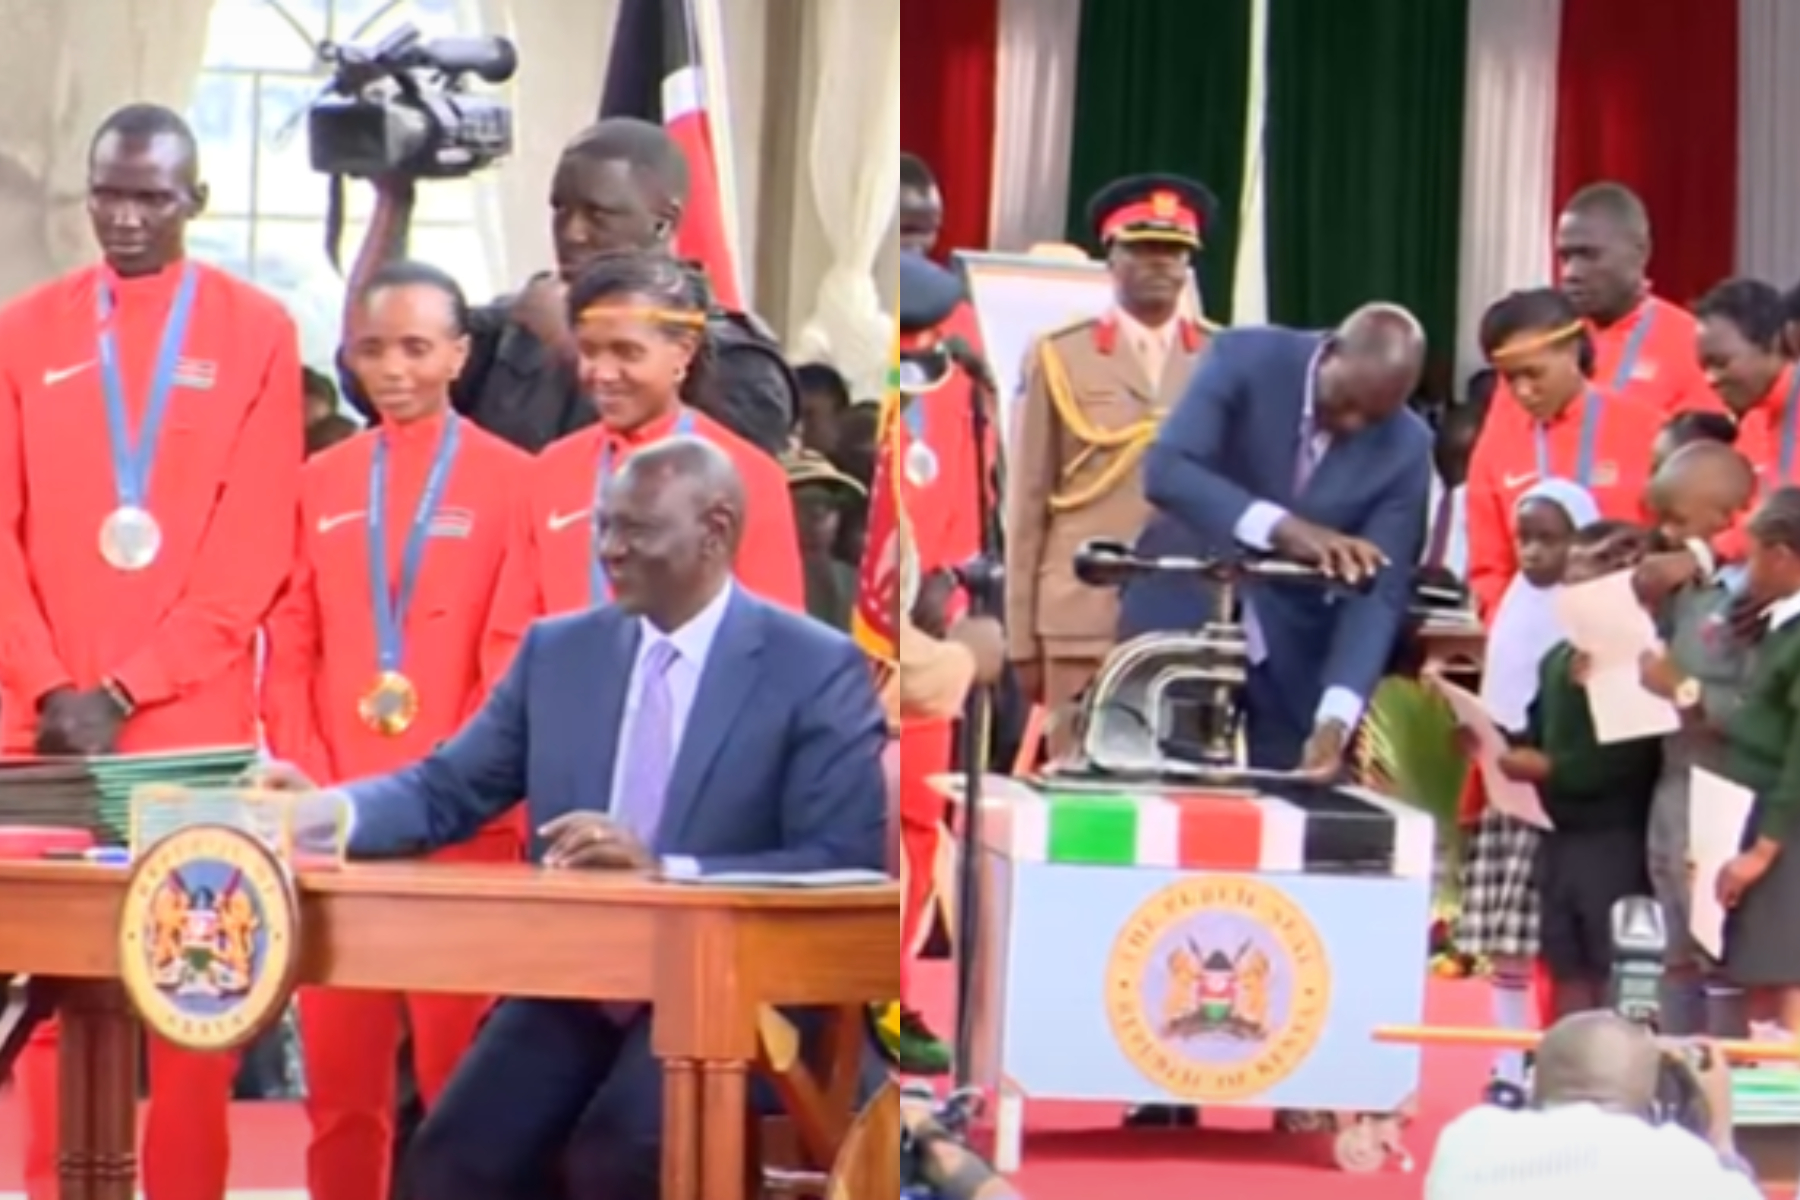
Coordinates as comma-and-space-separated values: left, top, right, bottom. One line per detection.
241, 761, 317, 792
1270, 515, 1387, 584
1299, 719, 1349, 779
539, 813, 654, 871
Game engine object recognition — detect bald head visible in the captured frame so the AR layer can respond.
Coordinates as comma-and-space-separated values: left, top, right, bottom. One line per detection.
1315, 303, 1426, 435
1564, 182, 1651, 246
600, 436, 746, 625
1531, 1011, 1661, 1114
1649, 441, 1756, 541
616, 436, 746, 534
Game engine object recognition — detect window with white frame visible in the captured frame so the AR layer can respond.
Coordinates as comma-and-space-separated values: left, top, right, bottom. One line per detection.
187, 0, 497, 371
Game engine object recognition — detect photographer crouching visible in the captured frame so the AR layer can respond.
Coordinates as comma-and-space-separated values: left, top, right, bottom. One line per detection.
903, 1090, 1025, 1200
1427, 1011, 1760, 1197
341, 119, 798, 455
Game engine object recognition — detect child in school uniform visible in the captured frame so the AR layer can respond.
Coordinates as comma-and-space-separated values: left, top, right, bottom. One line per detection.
1456, 479, 1598, 1089
1655, 485, 1800, 1034
1636, 441, 1759, 1033
1496, 519, 1663, 1020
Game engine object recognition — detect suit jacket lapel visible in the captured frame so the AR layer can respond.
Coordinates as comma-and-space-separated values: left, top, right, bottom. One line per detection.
587, 614, 640, 819
656, 593, 764, 850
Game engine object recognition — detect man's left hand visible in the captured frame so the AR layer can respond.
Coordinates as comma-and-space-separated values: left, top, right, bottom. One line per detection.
1299, 720, 1349, 779
36, 687, 126, 756
539, 813, 654, 871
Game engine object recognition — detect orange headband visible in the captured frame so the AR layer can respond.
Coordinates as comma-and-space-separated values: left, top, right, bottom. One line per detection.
578, 303, 706, 329
1490, 320, 1583, 365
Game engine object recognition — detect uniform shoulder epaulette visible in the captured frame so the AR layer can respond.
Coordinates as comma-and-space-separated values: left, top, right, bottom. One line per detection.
1026, 316, 1099, 359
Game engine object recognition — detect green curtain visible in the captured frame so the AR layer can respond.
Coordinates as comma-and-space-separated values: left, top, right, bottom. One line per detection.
1263, 0, 1467, 363
1063, 0, 1254, 322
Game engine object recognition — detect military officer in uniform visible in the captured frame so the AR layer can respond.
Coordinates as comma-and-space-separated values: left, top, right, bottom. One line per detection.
1004, 174, 1218, 753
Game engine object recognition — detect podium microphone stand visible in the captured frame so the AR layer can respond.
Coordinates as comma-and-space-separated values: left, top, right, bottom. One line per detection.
947, 346, 1002, 1091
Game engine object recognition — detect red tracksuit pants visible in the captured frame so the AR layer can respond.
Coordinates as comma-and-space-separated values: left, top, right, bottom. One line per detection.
21, 1028, 238, 1200
899, 719, 952, 999
302, 829, 514, 1200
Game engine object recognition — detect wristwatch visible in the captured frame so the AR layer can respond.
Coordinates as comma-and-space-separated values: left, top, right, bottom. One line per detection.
1673, 677, 1703, 711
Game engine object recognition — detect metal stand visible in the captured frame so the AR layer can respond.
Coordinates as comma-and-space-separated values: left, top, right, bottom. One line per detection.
949, 354, 1001, 1091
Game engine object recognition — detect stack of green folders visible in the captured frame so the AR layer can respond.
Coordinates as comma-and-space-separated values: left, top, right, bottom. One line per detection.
0, 759, 103, 838
85, 746, 259, 845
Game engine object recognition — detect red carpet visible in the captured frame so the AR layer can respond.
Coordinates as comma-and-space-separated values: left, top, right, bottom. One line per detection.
908, 962, 1796, 1200
0, 972, 1788, 1198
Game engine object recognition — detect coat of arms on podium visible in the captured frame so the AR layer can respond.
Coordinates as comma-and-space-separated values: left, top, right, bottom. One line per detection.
118, 824, 301, 1051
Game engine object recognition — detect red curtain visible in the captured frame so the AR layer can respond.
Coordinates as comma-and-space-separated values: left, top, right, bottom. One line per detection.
1553, 0, 1738, 307
900, 0, 1000, 256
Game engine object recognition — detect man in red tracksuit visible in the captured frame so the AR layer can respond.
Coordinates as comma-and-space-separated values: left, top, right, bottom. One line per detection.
0, 105, 302, 1200
262, 261, 529, 1200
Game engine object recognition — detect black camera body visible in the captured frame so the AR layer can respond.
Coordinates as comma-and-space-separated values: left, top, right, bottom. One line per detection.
308, 24, 517, 180
1611, 894, 1668, 1026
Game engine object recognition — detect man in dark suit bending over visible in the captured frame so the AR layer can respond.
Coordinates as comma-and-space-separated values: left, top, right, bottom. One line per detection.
258, 436, 888, 1199
1145, 304, 1433, 777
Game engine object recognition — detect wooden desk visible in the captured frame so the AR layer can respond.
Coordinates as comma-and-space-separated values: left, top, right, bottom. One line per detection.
0, 861, 899, 1200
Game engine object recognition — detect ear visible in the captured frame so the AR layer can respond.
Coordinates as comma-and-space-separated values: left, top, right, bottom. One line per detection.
447, 331, 472, 377
187, 180, 210, 219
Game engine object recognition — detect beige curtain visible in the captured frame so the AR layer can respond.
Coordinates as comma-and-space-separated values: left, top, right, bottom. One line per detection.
0, 0, 215, 298
791, 0, 900, 399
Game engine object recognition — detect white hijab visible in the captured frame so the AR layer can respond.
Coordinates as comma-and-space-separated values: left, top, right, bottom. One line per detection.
1480, 479, 1602, 732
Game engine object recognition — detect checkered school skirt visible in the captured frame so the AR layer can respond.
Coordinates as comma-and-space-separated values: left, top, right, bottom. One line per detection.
1457, 808, 1542, 959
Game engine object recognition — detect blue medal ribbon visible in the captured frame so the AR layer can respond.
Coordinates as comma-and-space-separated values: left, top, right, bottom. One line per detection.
589, 410, 696, 603
96, 262, 199, 513
1771, 369, 1800, 493
369, 415, 462, 677
1609, 304, 1655, 391
1533, 388, 1603, 486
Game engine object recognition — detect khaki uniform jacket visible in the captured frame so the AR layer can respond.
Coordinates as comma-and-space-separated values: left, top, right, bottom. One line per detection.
1003, 314, 1207, 663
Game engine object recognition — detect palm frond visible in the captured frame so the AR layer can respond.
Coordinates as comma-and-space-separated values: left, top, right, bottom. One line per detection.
1359, 677, 1468, 831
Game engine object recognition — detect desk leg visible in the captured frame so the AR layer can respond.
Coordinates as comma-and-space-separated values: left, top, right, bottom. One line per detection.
60, 983, 137, 1200
699, 1060, 748, 1200
661, 1057, 701, 1200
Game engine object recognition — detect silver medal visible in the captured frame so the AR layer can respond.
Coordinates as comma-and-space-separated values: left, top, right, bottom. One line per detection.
905, 441, 939, 486
98, 505, 162, 571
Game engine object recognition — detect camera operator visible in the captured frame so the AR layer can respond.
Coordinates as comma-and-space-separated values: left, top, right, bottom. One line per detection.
902, 1093, 1025, 1199
339, 117, 798, 455
1426, 1011, 1758, 1197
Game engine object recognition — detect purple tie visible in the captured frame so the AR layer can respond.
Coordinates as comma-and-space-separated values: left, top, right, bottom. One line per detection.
1294, 415, 1323, 492
616, 639, 679, 841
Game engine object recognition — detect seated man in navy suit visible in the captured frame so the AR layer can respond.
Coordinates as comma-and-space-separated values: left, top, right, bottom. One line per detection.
1145, 304, 1433, 777
258, 436, 889, 1200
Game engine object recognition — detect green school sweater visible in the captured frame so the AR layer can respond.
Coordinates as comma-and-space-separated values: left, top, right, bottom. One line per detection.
1724, 615, 1800, 840
1525, 643, 1662, 832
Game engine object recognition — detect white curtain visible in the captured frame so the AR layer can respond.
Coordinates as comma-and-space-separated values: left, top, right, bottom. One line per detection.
791, 0, 900, 399
1229, 0, 1270, 325
0, 0, 215, 297
1737, 0, 1800, 286
987, 0, 1082, 252
1453, 0, 1563, 389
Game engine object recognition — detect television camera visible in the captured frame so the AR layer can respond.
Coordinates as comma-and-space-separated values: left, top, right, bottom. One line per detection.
307, 23, 517, 180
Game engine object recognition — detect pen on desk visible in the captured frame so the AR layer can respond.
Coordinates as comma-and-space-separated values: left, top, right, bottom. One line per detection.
40, 847, 131, 866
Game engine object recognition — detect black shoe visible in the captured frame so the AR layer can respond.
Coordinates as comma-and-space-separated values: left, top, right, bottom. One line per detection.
1122, 1104, 1197, 1128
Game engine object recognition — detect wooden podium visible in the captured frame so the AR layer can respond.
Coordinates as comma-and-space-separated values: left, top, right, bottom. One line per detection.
0, 860, 899, 1200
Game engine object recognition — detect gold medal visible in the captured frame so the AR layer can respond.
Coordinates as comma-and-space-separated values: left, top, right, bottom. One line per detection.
358, 671, 420, 736
98, 505, 162, 571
